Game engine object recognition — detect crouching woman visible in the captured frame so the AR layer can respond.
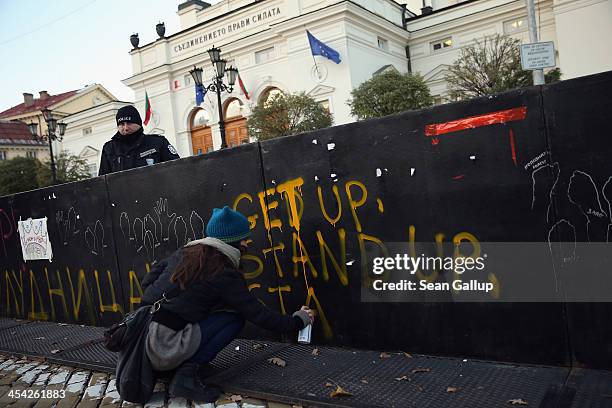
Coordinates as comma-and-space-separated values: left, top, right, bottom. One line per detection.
141, 206, 314, 402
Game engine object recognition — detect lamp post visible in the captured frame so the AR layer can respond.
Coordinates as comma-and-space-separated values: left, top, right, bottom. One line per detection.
189, 46, 239, 149
27, 108, 67, 185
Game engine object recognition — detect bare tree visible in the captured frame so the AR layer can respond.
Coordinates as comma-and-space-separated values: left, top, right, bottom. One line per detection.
445, 34, 560, 100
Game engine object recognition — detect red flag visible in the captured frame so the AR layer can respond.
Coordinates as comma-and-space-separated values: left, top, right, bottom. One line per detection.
143, 91, 152, 125
238, 75, 250, 100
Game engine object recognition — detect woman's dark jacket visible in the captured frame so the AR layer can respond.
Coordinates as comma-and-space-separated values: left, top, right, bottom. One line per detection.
141, 248, 303, 332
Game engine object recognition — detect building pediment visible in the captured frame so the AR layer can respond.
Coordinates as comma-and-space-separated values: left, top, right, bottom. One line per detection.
423, 64, 450, 82
373, 64, 399, 76
79, 145, 99, 157
307, 85, 335, 98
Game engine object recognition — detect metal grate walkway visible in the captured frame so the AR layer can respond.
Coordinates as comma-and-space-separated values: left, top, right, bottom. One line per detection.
0, 318, 610, 407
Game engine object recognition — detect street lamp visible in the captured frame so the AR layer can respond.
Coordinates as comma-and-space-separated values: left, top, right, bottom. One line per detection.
27, 108, 67, 184
189, 45, 239, 149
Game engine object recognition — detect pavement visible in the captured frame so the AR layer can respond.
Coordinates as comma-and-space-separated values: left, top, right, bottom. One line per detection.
0, 318, 610, 408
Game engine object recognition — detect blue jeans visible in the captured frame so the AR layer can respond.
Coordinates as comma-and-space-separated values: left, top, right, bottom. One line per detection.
189, 311, 245, 365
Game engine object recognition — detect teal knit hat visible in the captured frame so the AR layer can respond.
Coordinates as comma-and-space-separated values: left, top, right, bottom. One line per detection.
206, 206, 251, 243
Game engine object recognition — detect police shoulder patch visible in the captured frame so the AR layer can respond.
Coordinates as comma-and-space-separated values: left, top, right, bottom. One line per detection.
168, 144, 178, 155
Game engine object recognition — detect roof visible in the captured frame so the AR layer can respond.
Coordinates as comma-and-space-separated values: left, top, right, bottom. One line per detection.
0, 90, 78, 119
0, 121, 46, 146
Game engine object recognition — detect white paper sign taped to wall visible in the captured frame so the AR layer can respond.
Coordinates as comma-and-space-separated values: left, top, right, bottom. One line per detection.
18, 217, 53, 261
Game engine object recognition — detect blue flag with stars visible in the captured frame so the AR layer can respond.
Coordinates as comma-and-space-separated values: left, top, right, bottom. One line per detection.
307, 30, 341, 64
195, 84, 206, 105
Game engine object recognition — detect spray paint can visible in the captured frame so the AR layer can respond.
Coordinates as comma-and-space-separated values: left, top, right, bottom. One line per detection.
297, 323, 312, 344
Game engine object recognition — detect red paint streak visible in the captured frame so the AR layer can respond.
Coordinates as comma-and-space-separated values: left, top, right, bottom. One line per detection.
425, 107, 527, 142
452, 175, 465, 180
509, 129, 517, 166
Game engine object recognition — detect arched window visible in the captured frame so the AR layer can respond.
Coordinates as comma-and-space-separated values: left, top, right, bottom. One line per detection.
259, 87, 283, 106
191, 108, 210, 129
224, 98, 242, 119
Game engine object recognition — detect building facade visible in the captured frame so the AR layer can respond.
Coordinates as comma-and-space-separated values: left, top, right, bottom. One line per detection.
0, 85, 117, 171
121, 0, 612, 158
0, 121, 49, 163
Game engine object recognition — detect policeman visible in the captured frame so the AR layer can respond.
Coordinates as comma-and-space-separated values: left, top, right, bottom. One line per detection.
98, 105, 180, 176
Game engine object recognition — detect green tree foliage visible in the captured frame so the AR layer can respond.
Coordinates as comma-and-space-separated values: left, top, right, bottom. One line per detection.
247, 92, 333, 141
36, 152, 91, 187
347, 70, 434, 120
0, 157, 40, 196
445, 34, 562, 100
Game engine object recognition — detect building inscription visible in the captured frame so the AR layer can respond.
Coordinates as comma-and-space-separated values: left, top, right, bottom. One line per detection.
173, 7, 282, 55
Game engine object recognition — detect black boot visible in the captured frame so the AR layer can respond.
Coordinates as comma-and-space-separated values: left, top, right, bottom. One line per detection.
169, 363, 221, 402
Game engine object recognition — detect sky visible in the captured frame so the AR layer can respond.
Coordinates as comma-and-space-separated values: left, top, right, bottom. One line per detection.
0, 0, 220, 112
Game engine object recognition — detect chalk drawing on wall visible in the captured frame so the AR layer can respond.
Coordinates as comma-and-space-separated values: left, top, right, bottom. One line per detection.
568, 170, 609, 242
55, 207, 81, 246
85, 220, 106, 256
118, 198, 208, 262
18, 217, 53, 261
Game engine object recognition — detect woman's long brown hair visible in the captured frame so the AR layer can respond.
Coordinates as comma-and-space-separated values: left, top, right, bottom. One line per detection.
170, 244, 229, 289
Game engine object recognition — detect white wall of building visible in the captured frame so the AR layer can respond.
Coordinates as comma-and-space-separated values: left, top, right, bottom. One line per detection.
110, 0, 612, 159
553, 0, 612, 79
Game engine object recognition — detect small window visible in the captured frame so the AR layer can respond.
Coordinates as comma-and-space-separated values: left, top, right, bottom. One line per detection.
255, 47, 275, 64
26, 151, 37, 159
0, 151, 6, 160
318, 99, 331, 113
432, 37, 453, 52
192, 109, 210, 128
377, 37, 389, 51
225, 99, 242, 119
504, 17, 527, 34
88, 164, 97, 177
83, 127, 92, 136
184, 74, 192, 86
260, 87, 283, 106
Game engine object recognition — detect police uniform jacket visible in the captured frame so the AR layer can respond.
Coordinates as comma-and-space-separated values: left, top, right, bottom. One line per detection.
98, 129, 179, 176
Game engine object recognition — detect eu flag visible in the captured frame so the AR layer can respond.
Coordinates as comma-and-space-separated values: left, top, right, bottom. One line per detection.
195, 84, 206, 105
307, 30, 341, 64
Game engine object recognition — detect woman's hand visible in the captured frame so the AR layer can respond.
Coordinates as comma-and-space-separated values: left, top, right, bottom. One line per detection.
300, 306, 315, 324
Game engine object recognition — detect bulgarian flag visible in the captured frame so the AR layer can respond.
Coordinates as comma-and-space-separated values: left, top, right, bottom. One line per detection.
238, 74, 250, 100
143, 91, 152, 125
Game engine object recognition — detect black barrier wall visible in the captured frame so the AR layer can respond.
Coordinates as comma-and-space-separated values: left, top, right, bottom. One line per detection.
1, 71, 611, 369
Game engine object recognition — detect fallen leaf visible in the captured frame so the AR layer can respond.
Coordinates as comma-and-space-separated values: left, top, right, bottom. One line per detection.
330, 385, 353, 398
267, 357, 286, 367
403, 352, 413, 358
229, 395, 243, 402
380, 352, 391, 359
253, 343, 263, 350
395, 375, 410, 381
447, 387, 459, 393
312, 348, 320, 356
50, 349, 61, 354
415, 384, 424, 392
507, 399, 528, 405
325, 382, 335, 387
411, 368, 431, 374
361, 379, 368, 384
